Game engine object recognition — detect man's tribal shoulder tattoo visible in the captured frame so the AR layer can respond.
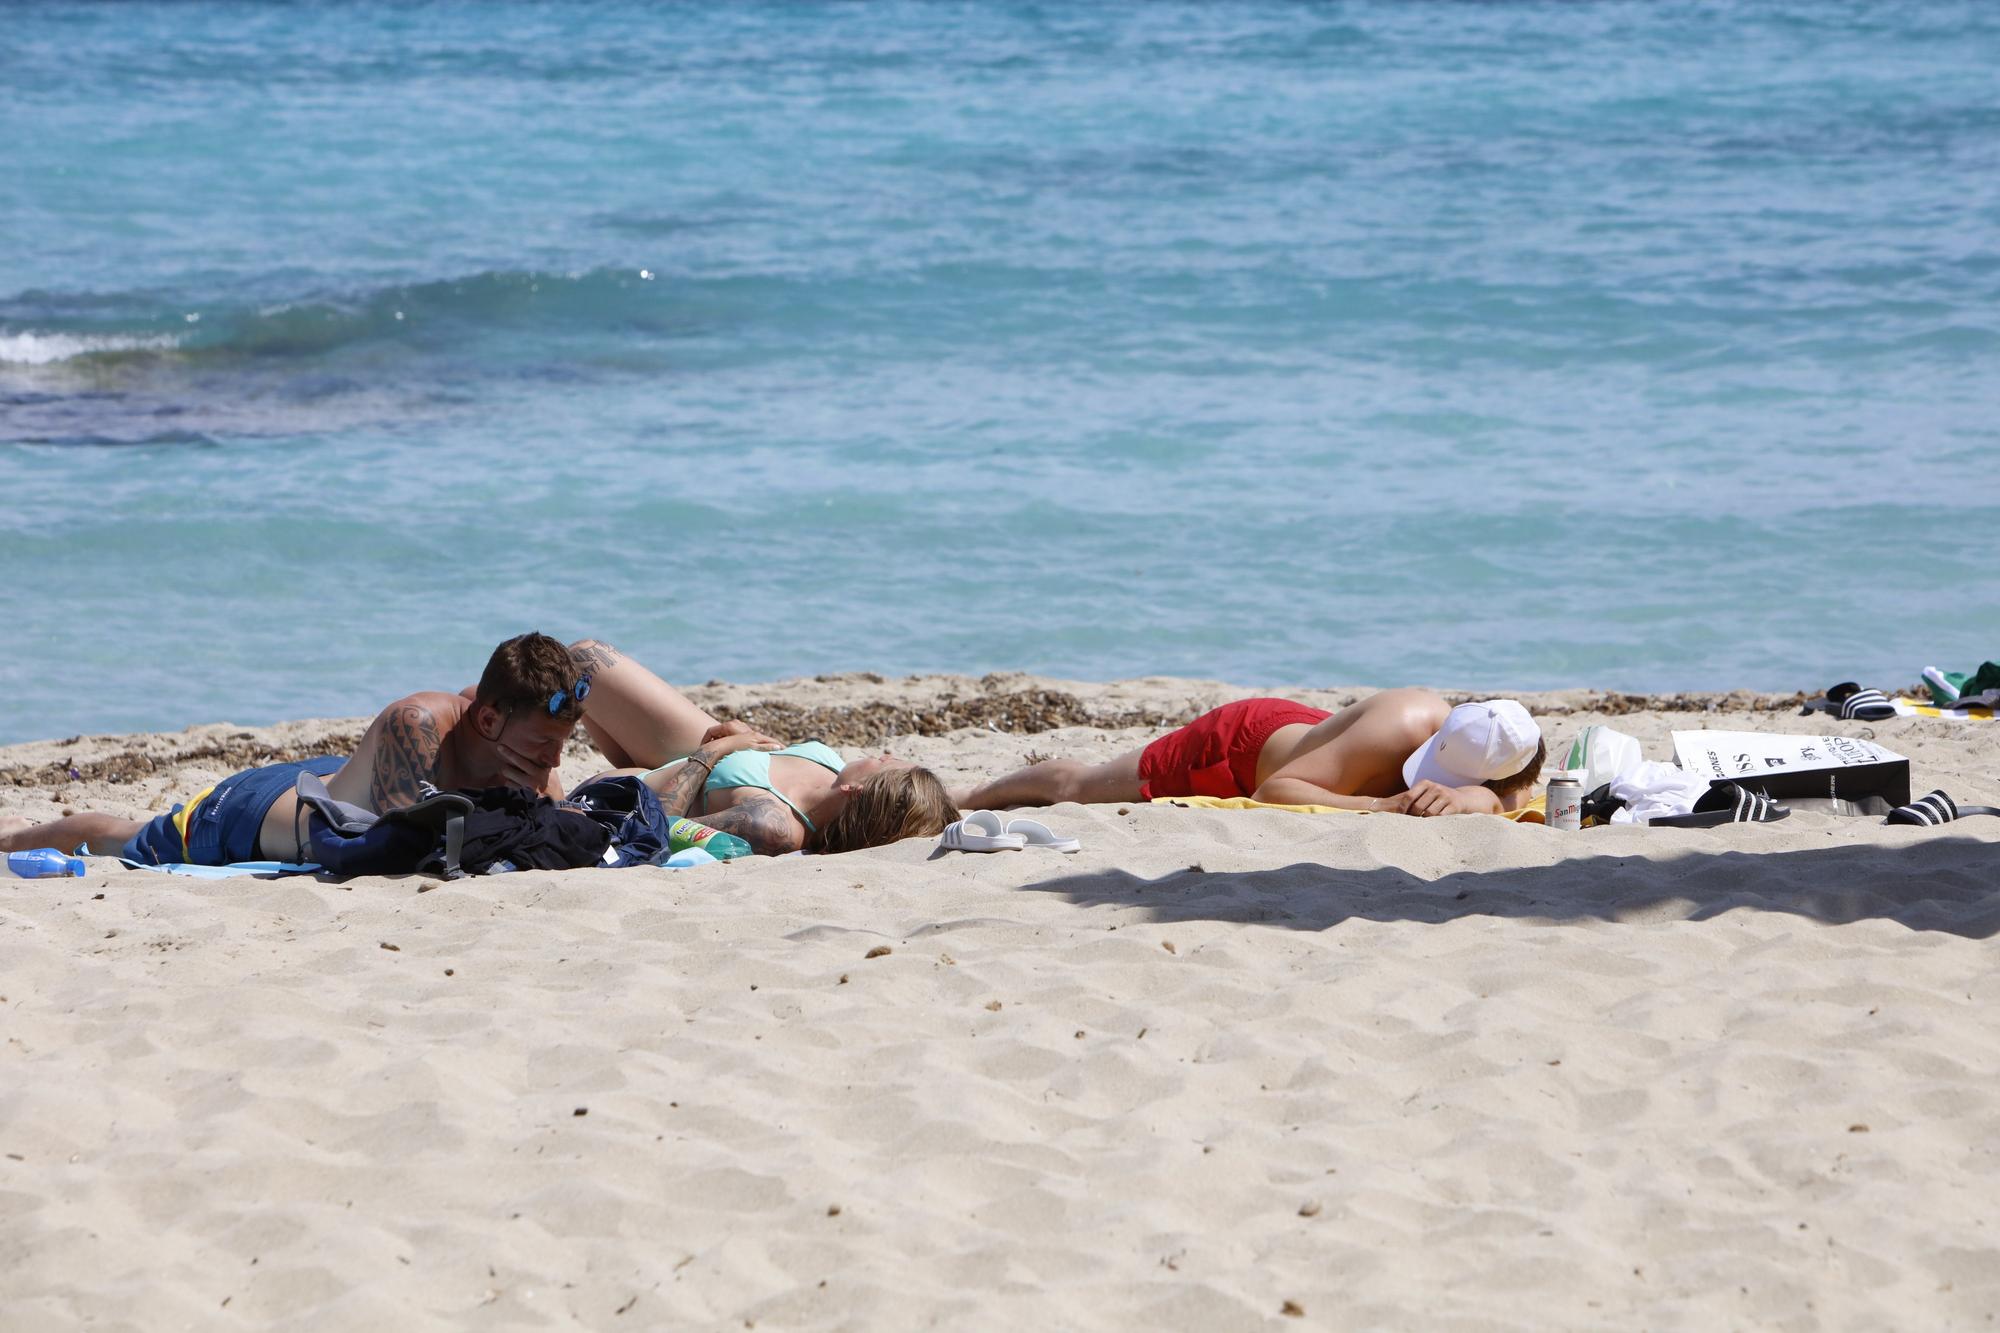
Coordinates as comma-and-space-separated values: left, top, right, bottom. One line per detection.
369, 702, 444, 811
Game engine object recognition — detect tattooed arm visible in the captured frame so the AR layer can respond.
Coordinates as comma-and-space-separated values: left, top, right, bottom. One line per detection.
366, 700, 447, 812
671, 791, 806, 855
644, 746, 720, 819
643, 732, 774, 817
641, 734, 806, 855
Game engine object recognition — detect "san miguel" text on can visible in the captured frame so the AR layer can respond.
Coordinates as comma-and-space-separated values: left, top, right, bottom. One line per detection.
1545, 774, 1584, 831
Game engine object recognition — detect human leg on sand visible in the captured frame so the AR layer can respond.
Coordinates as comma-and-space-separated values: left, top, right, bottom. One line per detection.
956, 749, 1147, 811
0, 812, 146, 857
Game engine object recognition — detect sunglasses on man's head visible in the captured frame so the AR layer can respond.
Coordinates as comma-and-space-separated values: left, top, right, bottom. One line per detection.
547, 674, 592, 716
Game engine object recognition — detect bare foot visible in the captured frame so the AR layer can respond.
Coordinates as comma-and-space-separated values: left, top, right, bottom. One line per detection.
0, 815, 33, 849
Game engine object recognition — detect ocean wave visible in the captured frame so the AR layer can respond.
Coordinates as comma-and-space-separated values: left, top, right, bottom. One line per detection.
2, 266, 686, 370
0, 331, 182, 366
220, 266, 675, 356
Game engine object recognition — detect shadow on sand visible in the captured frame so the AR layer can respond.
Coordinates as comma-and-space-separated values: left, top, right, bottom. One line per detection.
1018, 836, 2000, 939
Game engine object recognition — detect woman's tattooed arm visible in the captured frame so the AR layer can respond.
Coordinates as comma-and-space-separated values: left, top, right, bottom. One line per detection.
679, 792, 805, 855
647, 750, 717, 819
642, 745, 806, 854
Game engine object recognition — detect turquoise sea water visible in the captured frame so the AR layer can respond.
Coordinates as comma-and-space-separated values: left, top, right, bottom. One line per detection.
3, 2, 1998, 743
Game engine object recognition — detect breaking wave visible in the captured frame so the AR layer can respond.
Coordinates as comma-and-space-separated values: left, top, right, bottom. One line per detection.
0, 331, 183, 365
0, 266, 680, 369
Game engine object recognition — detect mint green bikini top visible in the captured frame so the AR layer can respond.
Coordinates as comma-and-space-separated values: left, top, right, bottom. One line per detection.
649, 740, 846, 833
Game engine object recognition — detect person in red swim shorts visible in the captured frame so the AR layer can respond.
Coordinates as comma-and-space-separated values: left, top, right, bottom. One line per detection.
956, 689, 1545, 817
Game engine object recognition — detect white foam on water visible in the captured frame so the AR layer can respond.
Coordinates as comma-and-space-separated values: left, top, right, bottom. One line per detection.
0, 331, 180, 365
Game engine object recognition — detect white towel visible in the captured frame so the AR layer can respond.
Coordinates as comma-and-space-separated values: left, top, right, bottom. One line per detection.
1607, 761, 1710, 825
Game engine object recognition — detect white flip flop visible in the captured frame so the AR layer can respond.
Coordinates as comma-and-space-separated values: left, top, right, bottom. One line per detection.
1004, 817, 1081, 853
939, 810, 1027, 852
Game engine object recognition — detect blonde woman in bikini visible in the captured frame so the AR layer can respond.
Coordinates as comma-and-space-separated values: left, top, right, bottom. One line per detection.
569, 641, 958, 855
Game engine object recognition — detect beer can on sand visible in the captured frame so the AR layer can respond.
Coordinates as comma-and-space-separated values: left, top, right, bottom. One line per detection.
1546, 773, 1584, 831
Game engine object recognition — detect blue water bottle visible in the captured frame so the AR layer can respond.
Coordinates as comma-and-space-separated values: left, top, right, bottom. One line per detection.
3, 848, 88, 879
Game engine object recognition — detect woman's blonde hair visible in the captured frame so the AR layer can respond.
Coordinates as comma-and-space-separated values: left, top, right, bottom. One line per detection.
807, 766, 960, 855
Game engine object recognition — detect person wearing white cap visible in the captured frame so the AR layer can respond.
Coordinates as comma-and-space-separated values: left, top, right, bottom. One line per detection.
1381, 698, 1545, 815
957, 689, 1546, 818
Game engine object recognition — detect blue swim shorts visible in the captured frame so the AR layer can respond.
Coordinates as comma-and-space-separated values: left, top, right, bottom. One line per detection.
121, 755, 347, 866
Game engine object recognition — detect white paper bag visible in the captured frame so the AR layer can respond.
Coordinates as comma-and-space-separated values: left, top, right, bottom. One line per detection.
1670, 730, 1911, 807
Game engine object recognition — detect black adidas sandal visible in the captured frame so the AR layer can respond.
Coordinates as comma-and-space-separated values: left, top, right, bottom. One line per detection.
1885, 790, 2000, 827
1650, 783, 1791, 828
1803, 681, 1896, 722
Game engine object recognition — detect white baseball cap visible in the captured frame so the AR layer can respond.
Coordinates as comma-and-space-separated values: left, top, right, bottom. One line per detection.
1402, 700, 1542, 790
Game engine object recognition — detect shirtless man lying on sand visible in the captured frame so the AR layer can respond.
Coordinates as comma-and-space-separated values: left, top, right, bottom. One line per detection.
0, 632, 590, 864
958, 689, 1545, 817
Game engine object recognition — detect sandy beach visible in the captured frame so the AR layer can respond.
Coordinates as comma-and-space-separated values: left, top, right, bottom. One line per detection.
3, 674, 1997, 1329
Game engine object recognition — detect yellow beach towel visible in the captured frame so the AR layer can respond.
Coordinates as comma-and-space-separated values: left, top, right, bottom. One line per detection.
1892, 696, 1996, 721
1154, 794, 1547, 823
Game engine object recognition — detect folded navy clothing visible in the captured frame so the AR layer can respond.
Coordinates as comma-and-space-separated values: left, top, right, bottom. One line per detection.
454, 787, 611, 874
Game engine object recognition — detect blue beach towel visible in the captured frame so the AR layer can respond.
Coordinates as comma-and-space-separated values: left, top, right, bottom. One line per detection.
115, 859, 320, 879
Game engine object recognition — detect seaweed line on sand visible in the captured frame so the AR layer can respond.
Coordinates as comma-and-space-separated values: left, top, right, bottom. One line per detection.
707, 689, 1194, 751
3, 733, 366, 789
0, 686, 1805, 791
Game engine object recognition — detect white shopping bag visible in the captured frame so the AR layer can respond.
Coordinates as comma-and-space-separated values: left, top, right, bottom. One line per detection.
1670, 730, 1910, 808
1561, 725, 1645, 794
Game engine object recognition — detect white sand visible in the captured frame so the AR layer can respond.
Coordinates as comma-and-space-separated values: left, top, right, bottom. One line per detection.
3, 677, 1998, 1329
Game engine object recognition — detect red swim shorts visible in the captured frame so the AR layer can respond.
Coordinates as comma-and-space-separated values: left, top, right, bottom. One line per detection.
1137, 698, 1333, 800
